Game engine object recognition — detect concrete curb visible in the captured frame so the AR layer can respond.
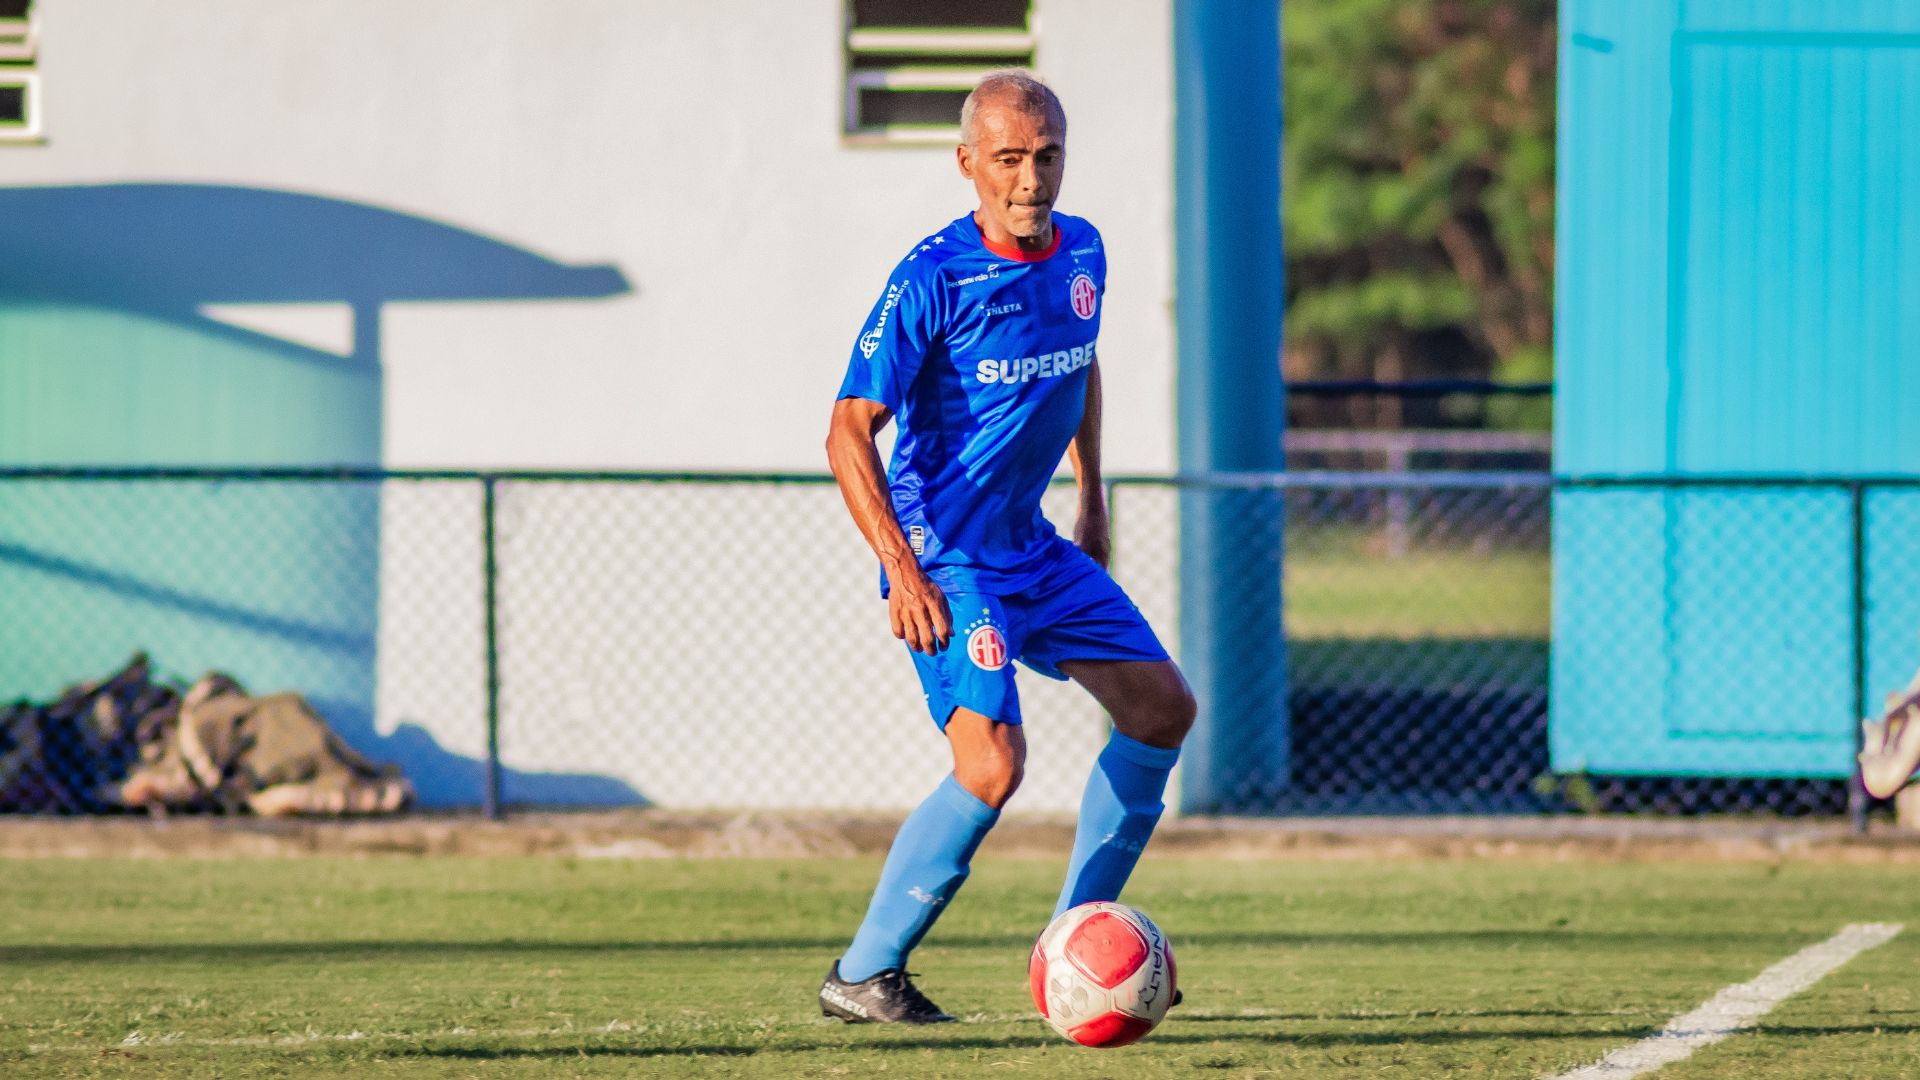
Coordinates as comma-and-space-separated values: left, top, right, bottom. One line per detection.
2, 811, 1918, 862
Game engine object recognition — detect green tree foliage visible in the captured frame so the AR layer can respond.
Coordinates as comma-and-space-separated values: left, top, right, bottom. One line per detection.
1284, 0, 1555, 427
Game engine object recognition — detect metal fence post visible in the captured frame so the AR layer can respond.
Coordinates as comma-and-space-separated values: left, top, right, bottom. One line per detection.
482, 475, 504, 820
1850, 481, 1868, 834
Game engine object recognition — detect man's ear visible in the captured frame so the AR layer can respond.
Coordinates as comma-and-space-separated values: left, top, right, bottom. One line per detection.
955, 143, 975, 180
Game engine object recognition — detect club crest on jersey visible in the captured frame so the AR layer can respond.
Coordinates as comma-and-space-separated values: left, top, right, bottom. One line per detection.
966, 623, 1009, 671
1068, 272, 1097, 320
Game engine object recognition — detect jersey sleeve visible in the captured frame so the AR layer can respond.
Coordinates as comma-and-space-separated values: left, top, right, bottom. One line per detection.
1091, 224, 1109, 296
837, 261, 941, 412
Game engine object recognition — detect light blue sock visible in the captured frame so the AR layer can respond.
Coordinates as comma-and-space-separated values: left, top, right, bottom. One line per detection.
1055, 732, 1180, 918
839, 774, 1000, 983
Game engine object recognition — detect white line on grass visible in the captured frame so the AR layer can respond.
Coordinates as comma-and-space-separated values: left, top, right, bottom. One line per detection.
1549, 922, 1904, 1080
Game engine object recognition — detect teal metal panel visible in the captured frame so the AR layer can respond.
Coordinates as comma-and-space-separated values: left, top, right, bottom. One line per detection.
1554, 3, 1678, 475
1866, 490, 1920, 722
0, 479, 378, 709
1551, 488, 1854, 776
1669, 30, 1920, 473
1555, 0, 1920, 777
1660, 491, 1852, 760
0, 302, 380, 730
0, 302, 379, 467
1550, 492, 1669, 771
0, 184, 627, 806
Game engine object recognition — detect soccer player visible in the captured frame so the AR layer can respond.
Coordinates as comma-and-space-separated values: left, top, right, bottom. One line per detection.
819, 70, 1196, 1025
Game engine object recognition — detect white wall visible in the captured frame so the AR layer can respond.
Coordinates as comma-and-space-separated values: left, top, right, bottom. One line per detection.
19, 0, 1176, 473
13, 1, 1180, 810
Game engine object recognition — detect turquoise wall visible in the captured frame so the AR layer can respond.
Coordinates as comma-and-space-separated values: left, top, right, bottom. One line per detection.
0, 183, 627, 804
1555, 0, 1920, 776
0, 301, 380, 723
0, 303, 380, 467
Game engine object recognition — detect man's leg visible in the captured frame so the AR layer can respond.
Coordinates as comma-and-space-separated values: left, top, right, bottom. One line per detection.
1053, 659, 1194, 917
830, 711, 1024, 1008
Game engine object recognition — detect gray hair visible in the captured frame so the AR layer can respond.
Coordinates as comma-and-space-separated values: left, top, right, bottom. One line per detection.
959, 69, 1066, 147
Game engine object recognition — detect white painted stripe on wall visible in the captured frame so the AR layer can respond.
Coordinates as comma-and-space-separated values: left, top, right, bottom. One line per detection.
1550, 922, 1904, 1080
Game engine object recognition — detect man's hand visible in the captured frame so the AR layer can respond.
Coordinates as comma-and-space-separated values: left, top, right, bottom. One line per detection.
1074, 504, 1111, 569
828, 396, 956, 655
887, 561, 953, 655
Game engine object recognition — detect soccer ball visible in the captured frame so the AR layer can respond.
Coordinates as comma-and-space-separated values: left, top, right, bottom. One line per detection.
1027, 901, 1176, 1047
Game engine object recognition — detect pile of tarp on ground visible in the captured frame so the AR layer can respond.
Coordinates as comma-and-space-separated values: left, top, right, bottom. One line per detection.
0, 654, 412, 816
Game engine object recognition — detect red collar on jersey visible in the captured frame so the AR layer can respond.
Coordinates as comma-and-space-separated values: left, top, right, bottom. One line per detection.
978, 225, 1062, 263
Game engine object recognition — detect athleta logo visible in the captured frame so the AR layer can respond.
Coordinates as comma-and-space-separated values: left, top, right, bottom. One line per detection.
967, 624, 1008, 671
1069, 272, 1097, 320
820, 985, 869, 1018
859, 282, 905, 358
975, 343, 1096, 385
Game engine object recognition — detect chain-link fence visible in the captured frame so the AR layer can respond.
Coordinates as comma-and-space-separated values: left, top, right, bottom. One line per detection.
1, 468, 1911, 819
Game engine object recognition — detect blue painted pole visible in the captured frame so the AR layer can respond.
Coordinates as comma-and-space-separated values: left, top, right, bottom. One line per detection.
1173, 0, 1287, 813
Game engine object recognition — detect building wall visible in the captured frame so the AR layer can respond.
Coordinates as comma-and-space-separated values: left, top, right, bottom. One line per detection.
9, 0, 1176, 473
0, 1, 1178, 809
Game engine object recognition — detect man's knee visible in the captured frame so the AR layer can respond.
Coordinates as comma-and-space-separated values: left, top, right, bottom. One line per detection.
1113, 672, 1196, 749
954, 748, 1023, 809
947, 709, 1027, 809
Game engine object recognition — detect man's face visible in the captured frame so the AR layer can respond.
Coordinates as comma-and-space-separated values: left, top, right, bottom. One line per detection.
957, 100, 1066, 243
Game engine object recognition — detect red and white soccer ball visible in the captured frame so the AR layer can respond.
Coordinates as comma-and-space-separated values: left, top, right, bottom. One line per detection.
1028, 902, 1176, 1048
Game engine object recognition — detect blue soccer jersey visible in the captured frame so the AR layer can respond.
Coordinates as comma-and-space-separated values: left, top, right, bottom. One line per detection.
838, 211, 1107, 596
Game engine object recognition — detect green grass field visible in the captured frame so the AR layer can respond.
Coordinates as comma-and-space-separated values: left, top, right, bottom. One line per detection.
1286, 546, 1550, 640
3, 856, 1916, 1078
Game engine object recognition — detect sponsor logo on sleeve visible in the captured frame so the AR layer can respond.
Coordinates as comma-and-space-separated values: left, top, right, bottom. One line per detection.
858, 282, 905, 358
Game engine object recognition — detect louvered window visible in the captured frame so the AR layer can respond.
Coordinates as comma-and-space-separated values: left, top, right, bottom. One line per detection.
0, 0, 40, 144
844, 0, 1034, 145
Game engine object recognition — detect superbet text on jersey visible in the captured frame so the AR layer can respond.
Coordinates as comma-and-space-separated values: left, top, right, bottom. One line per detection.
836, 212, 1107, 598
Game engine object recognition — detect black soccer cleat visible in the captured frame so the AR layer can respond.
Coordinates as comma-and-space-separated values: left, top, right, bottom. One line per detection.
819, 962, 956, 1024
1171, 987, 1183, 1007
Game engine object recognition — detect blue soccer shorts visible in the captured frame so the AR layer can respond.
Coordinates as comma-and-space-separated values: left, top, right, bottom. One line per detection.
908, 547, 1169, 729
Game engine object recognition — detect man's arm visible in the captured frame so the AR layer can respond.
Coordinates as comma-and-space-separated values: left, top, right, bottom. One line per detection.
1066, 359, 1110, 568
826, 396, 952, 654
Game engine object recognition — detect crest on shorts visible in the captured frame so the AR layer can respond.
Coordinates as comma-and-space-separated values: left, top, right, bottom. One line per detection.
1068, 272, 1097, 320
967, 624, 1009, 671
